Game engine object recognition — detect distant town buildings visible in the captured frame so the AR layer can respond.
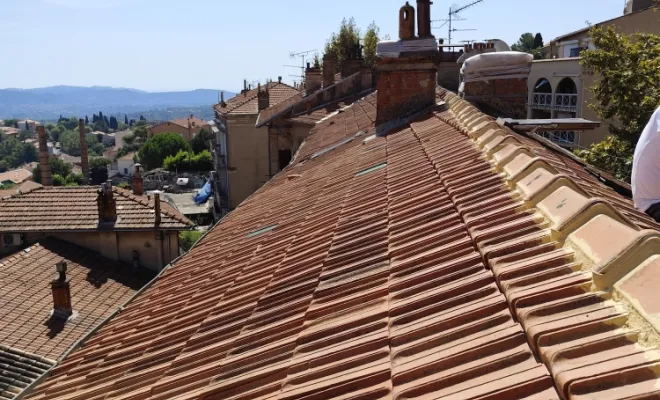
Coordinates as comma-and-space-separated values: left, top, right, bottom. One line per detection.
147, 115, 209, 141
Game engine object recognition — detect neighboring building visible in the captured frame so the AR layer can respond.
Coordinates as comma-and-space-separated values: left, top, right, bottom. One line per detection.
147, 115, 209, 141
109, 152, 136, 177
0, 127, 20, 136
24, 3, 660, 400
211, 79, 301, 213
0, 185, 193, 270
0, 237, 154, 399
0, 180, 41, 199
17, 119, 39, 132
527, 1, 660, 148
0, 168, 32, 186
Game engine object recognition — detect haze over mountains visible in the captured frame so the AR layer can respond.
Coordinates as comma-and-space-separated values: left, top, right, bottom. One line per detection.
0, 86, 235, 120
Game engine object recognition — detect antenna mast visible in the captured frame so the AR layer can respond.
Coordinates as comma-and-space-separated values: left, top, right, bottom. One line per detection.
442, 0, 484, 44
286, 49, 317, 86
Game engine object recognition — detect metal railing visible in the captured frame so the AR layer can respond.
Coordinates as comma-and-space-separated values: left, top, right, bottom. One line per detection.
554, 93, 578, 111
532, 92, 553, 109
539, 130, 578, 147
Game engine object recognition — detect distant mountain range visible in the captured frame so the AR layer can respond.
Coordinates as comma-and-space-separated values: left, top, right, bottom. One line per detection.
0, 86, 236, 120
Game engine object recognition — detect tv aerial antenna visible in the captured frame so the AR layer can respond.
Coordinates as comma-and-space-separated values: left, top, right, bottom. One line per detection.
432, 0, 484, 44
286, 49, 317, 85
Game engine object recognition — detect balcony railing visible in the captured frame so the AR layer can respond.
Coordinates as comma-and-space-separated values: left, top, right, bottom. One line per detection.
554, 93, 578, 111
539, 130, 578, 147
532, 93, 578, 112
532, 92, 553, 110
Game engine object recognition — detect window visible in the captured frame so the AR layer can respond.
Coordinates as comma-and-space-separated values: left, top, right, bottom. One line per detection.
569, 47, 583, 57
124, 168, 128, 174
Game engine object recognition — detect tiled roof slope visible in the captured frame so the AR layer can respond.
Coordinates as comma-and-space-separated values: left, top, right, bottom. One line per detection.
25, 89, 660, 400
0, 186, 192, 232
214, 82, 300, 117
0, 346, 54, 400
1, 238, 154, 399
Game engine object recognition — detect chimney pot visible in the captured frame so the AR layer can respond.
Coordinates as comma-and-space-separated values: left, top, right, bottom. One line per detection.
278, 76, 282, 83
416, 0, 433, 38
97, 180, 117, 223
399, 2, 416, 40
51, 260, 72, 319
37, 125, 52, 186
132, 163, 144, 196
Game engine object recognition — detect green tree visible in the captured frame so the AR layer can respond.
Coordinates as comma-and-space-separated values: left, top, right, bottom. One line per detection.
180, 230, 203, 251
59, 131, 99, 156
164, 150, 213, 172
511, 33, 536, 52
324, 18, 361, 71
0, 138, 38, 170
363, 22, 384, 68
190, 128, 214, 153
65, 172, 85, 186
109, 116, 118, 130
32, 157, 73, 183
85, 115, 89, 124
138, 133, 191, 170
90, 157, 110, 184
124, 114, 129, 125
533, 33, 544, 49
3, 119, 18, 128
576, 27, 660, 181
91, 142, 105, 156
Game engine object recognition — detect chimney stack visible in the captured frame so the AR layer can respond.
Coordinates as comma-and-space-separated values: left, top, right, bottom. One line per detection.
51, 261, 72, 319
37, 125, 52, 186
375, 2, 439, 126
416, 0, 433, 38
278, 76, 282, 83
154, 192, 161, 226
257, 84, 270, 111
79, 119, 89, 183
97, 180, 117, 223
132, 163, 144, 196
340, 42, 364, 78
322, 53, 337, 88
220, 91, 227, 108
305, 63, 323, 94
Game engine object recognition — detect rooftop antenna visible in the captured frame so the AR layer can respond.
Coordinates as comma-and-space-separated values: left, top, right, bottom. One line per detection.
432, 0, 484, 44
287, 49, 317, 86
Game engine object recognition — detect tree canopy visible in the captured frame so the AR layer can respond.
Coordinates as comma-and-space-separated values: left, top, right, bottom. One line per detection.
138, 133, 191, 170
90, 157, 110, 184
576, 27, 660, 181
323, 19, 387, 69
190, 128, 214, 154
511, 32, 544, 59
0, 137, 38, 172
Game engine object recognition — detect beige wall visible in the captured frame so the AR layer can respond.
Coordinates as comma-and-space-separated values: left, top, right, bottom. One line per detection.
53, 230, 180, 271
226, 116, 270, 208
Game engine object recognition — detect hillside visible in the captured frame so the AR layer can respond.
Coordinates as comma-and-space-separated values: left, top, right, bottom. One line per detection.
0, 86, 235, 119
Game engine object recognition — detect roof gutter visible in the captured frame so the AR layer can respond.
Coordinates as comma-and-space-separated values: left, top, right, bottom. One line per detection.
16, 222, 218, 399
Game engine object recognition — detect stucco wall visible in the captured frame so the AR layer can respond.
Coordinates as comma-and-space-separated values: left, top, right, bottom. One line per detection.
147, 123, 202, 141
226, 116, 270, 208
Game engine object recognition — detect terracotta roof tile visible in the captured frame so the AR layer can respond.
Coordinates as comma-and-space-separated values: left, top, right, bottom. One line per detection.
24, 88, 660, 400
215, 82, 301, 117
0, 238, 154, 398
0, 186, 193, 232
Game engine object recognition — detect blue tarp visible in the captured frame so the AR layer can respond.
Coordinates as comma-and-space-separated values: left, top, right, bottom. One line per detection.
194, 181, 212, 204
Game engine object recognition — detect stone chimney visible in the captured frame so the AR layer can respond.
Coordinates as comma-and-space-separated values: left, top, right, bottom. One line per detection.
340, 42, 364, 78
375, 2, 439, 126
79, 119, 89, 183
132, 163, 144, 196
257, 84, 270, 111
154, 192, 161, 226
51, 261, 72, 319
37, 125, 52, 186
97, 180, 117, 223
305, 63, 323, 94
323, 53, 337, 88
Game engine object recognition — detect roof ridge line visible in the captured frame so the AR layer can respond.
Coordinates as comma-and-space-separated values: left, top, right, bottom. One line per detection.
112, 187, 189, 224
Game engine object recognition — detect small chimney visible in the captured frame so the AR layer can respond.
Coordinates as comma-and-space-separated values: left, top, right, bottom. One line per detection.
51, 261, 72, 319
37, 125, 52, 186
322, 53, 337, 88
278, 76, 282, 83
305, 64, 322, 94
257, 84, 270, 111
399, 2, 415, 40
97, 180, 117, 223
154, 192, 161, 226
340, 42, 364, 78
220, 91, 227, 107
132, 163, 144, 196
375, 2, 439, 126
79, 119, 89, 183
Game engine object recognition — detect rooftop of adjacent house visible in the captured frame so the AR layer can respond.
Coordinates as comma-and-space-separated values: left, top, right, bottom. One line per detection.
164, 192, 212, 216
0, 180, 42, 199
0, 168, 33, 185
23, 83, 660, 400
0, 237, 154, 399
118, 152, 135, 161
214, 81, 301, 117
0, 186, 193, 232
170, 116, 208, 129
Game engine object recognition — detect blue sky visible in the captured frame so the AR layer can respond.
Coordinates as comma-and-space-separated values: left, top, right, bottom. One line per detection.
0, 0, 628, 92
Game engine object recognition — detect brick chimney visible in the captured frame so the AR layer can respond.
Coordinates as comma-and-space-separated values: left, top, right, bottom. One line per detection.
132, 163, 144, 196
51, 261, 72, 319
257, 84, 270, 111
375, 2, 439, 126
417, 0, 433, 38
79, 119, 89, 183
154, 192, 161, 226
340, 42, 364, 78
97, 180, 117, 223
323, 53, 337, 88
305, 62, 323, 94
37, 125, 52, 186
